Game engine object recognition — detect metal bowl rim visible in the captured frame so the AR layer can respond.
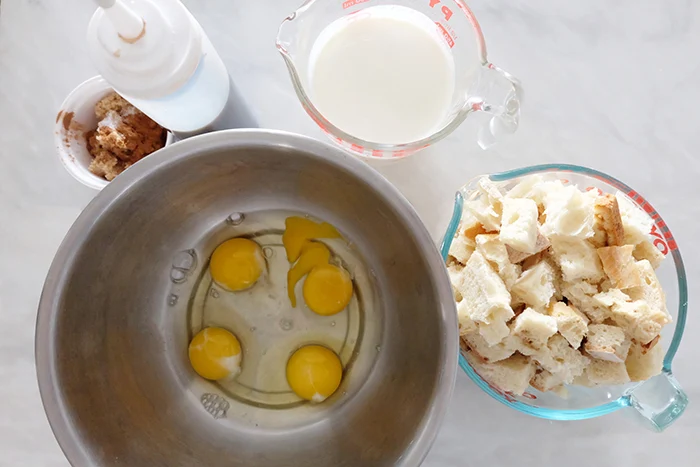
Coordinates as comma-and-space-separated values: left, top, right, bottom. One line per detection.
35, 129, 459, 466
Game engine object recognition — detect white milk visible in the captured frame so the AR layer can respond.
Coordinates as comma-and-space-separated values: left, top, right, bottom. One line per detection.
309, 5, 456, 145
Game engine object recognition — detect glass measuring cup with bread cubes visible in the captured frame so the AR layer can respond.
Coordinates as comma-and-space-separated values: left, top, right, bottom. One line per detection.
441, 164, 688, 431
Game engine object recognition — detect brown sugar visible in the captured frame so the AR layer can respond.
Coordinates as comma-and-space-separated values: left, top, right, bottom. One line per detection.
94, 93, 134, 119
87, 93, 167, 181
62, 111, 74, 131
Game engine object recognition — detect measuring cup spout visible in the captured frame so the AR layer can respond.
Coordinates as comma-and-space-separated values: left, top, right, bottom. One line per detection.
468, 63, 523, 149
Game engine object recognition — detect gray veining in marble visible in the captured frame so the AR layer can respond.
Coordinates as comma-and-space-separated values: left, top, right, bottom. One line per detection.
0, 0, 697, 465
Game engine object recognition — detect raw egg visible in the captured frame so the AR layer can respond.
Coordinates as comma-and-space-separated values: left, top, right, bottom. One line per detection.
286, 345, 342, 402
210, 238, 264, 291
303, 264, 353, 316
188, 327, 242, 381
282, 216, 341, 263
286, 241, 331, 307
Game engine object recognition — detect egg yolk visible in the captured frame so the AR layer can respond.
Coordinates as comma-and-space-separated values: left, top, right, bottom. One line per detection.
287, 241, 331, 307
303, 264, 353, 316
188, 327, 242, 381
283, 216, 341, 263
209, 238, 264, 291
286, 345, 342, 402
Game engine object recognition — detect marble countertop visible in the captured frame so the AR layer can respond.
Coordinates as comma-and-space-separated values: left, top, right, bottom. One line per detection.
1, 0, 697, 465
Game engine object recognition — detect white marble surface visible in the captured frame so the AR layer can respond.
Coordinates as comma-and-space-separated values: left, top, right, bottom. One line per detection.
1, 0, 698, 465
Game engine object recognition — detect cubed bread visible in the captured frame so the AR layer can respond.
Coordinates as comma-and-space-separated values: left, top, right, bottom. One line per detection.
447, 262, 464, 302
563, 280, 608, 323
520, 248, 549, 271
477, 319, 511, 346
505, 174, 545, 200
626, 339, 664, 382
475, 234, 508, 264
599, 278, 613, 292
456, 300, 478, 335
459, 336, 469, 353
550, 236, 604, 282
585, 324, 631, 363
592, 287, 631, 324
456, 251, 514, 345
449, 233, 475, 265
597, 245, 644, 289
616, 192, 654, 245
541, 184, 596, 239
589, 225, 608, 249
511, 308, 558, 352
596, 267, 669, 344
511, 261, 556, 309
632, 240, 665, 269
530, 369, 566, 393
458, 207, 480, 236
462, 331, 516, 363
450, 178, 670, 392
459, 208, 488, 243
464, 197, 501, 233
640, 335, 660, 354
587, 190, 607, 248
531, 179, 567, 206
463, 178, 505, 233
626, 260, 669, 319
550, 301, 589, 348
475, 234, 522, 289
506, 231, 551, 263
572, 371, 595, 387
593, 288, 631, 308
499, 197, 539, 253
465, 351, 536, 395
593, 193, 625, 247
530, 334, 589, 383
583, 359, 630, 386
593, 287, 668, 345
478, 177, 505, 206
545, 255, 565, 301
608, 300, 669, 345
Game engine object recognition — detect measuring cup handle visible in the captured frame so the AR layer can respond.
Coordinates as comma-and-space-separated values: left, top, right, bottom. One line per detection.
627, 369, 689, 432
469, 63, 523, 149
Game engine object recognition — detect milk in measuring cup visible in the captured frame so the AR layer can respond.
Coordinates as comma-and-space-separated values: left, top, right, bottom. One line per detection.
309, 5, 456, 145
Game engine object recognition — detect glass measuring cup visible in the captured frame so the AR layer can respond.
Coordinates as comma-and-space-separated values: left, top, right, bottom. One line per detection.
441, 165, 689, 431
276, 0, 523, 158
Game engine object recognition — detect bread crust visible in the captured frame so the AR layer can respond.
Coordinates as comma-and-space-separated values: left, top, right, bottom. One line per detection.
594, 193, 625, 246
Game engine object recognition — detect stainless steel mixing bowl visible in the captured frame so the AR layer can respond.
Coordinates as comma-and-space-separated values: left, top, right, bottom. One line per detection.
36, 130, 458, 466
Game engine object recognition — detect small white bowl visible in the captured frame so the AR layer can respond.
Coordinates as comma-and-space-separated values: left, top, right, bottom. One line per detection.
55, 76, 172, 191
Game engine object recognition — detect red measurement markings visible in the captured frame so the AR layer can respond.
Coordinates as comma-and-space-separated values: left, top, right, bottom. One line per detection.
371, 149, 384, 158
342, 0, 370, 9
454, 0, 470, 15
585, 186, 603, 195
435, 22, 455, 48
625, 189, 674, 254
428, 0, 453, 21
483, 376, 517, 403
307, 109, 328, 132
463, 351, 518, 403
651, 225, 676, 255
